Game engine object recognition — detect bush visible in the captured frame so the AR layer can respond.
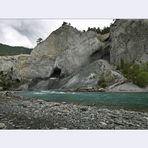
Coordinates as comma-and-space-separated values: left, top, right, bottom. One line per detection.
117, 59, 148, 87
128, 64, 140, 82
118, 59, 131, 77
97, 78, 107, 88
135, 72, 148, 87
143, 62, 148, 71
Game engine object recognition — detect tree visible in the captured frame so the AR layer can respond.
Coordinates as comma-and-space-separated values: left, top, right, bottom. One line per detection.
101, 27, 110, 34
96, 27, 101, 34
62, 22, 68, 26
87, 27, 102, 34
36, 38, 43, 44
87, 27, 91, 31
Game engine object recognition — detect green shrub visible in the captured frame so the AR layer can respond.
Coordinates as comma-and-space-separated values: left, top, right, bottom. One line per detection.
135, 72, 148, 87
143, 62, 148, 71
117, 59, 148, 87
127, 64, 140, 82
97, 78, 107, 88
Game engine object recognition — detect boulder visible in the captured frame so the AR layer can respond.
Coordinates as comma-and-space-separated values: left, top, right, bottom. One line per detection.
0, 56, 21, 90
0, 123, 6, 129
107, 82, 145, 92
15, 55, 54, 79
28, 78, 60, 90
17, 83, 29, 91
0, 56, 16, 72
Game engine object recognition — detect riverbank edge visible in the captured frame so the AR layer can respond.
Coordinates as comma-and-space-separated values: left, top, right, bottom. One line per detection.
0, 91, 148, 129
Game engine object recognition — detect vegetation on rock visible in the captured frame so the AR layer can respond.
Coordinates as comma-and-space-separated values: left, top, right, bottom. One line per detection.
97, 76, 107, 88
101, 27, 110, 34
62, 22, 71, 26
87, 26, 110, 34
36, 38, 43, 45
117, 59, 148, 87
136, 72, 148, 87
62, 22, 68, 26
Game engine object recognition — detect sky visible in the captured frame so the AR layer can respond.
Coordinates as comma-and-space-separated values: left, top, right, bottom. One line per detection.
0, 19, 113, 48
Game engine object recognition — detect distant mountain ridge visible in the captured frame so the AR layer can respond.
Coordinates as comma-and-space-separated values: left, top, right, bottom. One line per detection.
0, 43, 32, 56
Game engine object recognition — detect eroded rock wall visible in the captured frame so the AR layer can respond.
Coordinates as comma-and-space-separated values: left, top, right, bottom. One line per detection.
110, 19, 148, 66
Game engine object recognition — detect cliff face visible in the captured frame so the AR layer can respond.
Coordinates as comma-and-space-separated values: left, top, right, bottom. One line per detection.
11, 24, 106, 81
110, 19, 148, 65
31, 25, 103, 76
0, 20, 148, 91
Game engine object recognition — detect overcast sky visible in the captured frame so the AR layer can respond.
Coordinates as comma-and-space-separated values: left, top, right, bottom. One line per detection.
0, 19, 113, 48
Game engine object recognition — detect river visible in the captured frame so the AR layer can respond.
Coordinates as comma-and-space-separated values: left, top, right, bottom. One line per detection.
16, 91, 148, 112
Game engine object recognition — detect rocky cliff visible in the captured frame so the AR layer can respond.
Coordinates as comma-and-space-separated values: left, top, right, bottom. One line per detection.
110, 19, 148, 65
17, 25, 110, 81
0, 20, 148, 91
31, 25, 104, 76
13, 25, 106, 80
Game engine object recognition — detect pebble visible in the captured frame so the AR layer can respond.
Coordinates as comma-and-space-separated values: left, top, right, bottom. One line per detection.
100, 122, 107, 126
0, 123, 6, 129
0, 91, 148, 129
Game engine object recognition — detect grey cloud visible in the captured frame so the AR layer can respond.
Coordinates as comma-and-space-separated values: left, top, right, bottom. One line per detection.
0, 19, 113, 48
0, 20, 53, 48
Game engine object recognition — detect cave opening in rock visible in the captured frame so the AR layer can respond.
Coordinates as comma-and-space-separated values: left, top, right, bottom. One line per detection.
50, 67, 61, 78
101, 52, 110, 62
90, 46, 110, 63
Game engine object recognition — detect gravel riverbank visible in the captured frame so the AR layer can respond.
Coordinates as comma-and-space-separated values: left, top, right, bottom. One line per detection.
0, 91, 148, 129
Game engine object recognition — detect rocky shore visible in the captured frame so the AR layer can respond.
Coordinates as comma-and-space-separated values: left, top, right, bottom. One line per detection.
0, 91, 148, 129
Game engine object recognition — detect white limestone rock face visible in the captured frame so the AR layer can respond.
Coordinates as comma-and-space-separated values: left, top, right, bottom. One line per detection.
0, 56, 19, 80
0, 25, 103, 81
31, 25, 103, 76
0, 56, 17, 72
110, 19, 148, 66
61, 59, 125, 90
0, 54, 54, 81
15, 55, 54, 79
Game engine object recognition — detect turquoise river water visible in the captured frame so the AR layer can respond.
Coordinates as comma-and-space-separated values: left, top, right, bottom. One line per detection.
17, 91, 148, 112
